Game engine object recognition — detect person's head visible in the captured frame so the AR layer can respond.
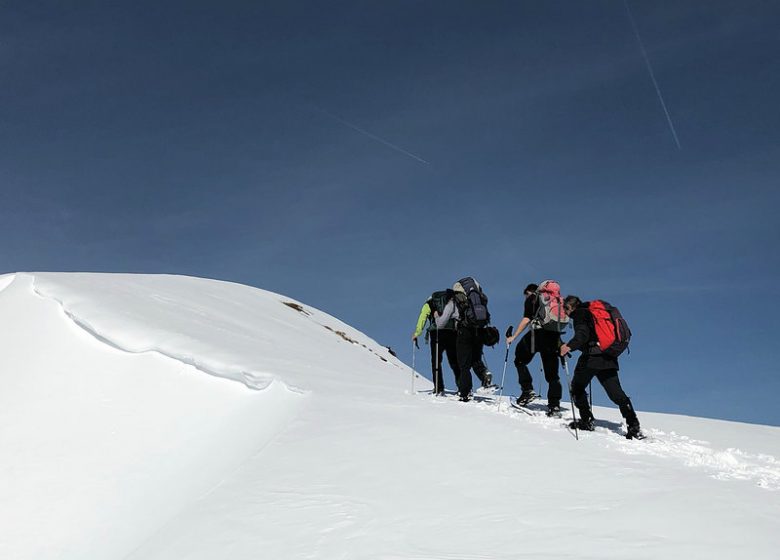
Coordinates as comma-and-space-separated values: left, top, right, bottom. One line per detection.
523, 283, 538, 298
563, 295, 582, 314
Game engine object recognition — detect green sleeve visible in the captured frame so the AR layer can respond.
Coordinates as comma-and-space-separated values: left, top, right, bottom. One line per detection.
413, 303, 431, 338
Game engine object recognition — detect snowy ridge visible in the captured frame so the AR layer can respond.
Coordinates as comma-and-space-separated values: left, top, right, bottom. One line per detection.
3, 272, 780, 559
0, 273, 309, 560
0, 273, 14, 293
30, 273, 288, 391
30, 272, 403, 395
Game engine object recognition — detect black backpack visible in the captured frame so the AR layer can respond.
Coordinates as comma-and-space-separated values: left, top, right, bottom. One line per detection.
481, 325, 500, 347
427, 289, 456, 330
454, 277, 490, 327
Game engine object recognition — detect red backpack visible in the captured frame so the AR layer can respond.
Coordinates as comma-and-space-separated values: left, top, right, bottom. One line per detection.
589, 300, 632, 357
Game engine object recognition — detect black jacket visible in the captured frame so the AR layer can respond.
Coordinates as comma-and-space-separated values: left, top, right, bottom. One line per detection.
567, 304, 619, 371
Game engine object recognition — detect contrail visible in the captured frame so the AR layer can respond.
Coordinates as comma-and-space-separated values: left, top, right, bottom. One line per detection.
624, 0, 682, 150
316, 108, 430, 165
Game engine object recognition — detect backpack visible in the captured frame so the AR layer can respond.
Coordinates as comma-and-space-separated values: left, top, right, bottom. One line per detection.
588, 300, 631, 357
453, 277, 490, 327
481, 325, 500, 347
427, 290, 456, 330
534, 280, 569, 333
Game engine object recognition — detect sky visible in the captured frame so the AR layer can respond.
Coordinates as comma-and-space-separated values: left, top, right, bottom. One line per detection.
1, 0, 779, 425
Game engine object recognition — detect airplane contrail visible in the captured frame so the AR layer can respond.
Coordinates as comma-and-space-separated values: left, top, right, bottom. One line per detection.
624, 0, 682, 150
316, 108, 430, 165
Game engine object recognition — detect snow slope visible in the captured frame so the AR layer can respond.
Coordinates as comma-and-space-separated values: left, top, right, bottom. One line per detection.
1, 273, 778, 560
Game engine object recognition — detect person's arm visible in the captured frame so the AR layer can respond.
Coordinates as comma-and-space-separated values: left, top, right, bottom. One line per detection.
506, 317, 531, 345
433, 299, 457, 329
507, 295, 536, 345
412, 303, 431, 340
561, 309, 589, 355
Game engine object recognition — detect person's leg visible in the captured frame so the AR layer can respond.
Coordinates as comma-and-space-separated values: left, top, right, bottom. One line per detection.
472, 357, 491, 386
539, 332, 562, 407
455, 327, 475, 399
597, 370, 641, 430
513, 331, 535, 392
428, 331, 443, 393
440, 330, 459, 391
570, 362, 596, 423
472, 331, 485, 387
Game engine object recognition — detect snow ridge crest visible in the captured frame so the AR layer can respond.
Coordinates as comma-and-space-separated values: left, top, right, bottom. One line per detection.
27, 273, 302, 393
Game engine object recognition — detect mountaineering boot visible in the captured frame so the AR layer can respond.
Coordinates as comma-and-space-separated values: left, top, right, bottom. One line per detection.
568, 417, 595, 431
515, 389, 538, 406
619, 400, 645, 439
482, 372, 494, 388
546, 404, 562, 418
569, 408, 595, 431
625, 422, 646, 440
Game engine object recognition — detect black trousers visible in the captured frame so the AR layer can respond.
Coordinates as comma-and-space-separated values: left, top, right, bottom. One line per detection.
514, 329, 562, 405
455, 326, 484, 398
570, 364, 637, 425
429, 329, 458, 393
430, 329, 490, 393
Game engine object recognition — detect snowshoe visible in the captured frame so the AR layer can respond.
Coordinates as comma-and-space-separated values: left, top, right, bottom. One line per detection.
626, 424, 646, 440
568, 417, 595, 432
509, 400, 534, 415
546, 405, 562, 418
476, 384, 498, 395
515, 390, 538, 406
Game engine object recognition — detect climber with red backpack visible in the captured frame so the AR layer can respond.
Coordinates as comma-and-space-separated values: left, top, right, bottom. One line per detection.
559, 295, 644, 440
506, 281, 569, 417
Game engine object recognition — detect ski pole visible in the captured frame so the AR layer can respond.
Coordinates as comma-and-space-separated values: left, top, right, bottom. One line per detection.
531, 327, 543, 398
497, 325, 514, 412
434, 324, 440, 394
562, 354, 579, 441
411, 338, 419, 394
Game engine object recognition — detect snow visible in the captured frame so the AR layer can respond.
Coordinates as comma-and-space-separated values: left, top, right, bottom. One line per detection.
1, 272, 779, 559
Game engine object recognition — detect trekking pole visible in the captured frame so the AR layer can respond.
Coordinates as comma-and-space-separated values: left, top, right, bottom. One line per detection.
411, 339, 419, 394
434, 324, 440, 394
496, 326, 514, 412
531, 327, 543, 398
562, 354, 579, 441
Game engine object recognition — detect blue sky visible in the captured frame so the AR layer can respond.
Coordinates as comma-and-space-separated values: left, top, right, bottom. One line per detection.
2, 1, 779, 425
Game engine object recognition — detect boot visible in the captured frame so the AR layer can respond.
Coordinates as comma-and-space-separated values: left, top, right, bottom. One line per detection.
516, 389, 538, 406
619, 400, 645, 439
569, 416, 595, 431
569, 407, 595, 431
626, 422, 646, 440
546, 404, 562, 418
619, 400, 639, 425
